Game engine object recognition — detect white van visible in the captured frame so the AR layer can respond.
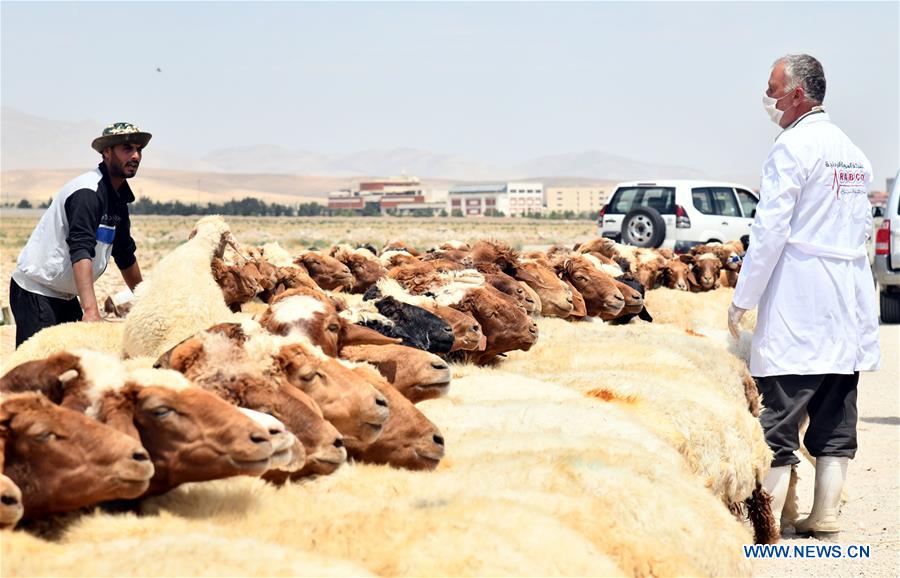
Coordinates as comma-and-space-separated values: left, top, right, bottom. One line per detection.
597, 180, 759, 252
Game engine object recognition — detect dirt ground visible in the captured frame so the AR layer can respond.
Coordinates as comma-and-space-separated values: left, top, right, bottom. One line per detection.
752, 324, 900, 578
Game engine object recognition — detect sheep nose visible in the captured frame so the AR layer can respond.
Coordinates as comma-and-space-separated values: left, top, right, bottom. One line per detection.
375, 396, 389, 408
132, 449, 150, 462
332, 437, 344, 448
433, 434, 445, 446
250, 431, 270, 445
431, 361, 449, 370
566, 297, 573, 304
0, 494, 19, 506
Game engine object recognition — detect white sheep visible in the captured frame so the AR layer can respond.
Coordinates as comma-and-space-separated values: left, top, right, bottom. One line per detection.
1, 529, 373, 577
123, 216, 237, 360
1, 321, 126, 372
498, 318, 772, 520
48, 367, 754, 577
259, 241, 296, 267
644, 286, 758, 334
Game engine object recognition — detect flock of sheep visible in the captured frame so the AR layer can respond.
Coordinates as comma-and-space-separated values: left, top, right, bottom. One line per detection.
1, 216, 770, 577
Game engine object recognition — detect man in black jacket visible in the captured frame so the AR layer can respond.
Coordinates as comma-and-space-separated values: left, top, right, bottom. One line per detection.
10, 122, 151, 347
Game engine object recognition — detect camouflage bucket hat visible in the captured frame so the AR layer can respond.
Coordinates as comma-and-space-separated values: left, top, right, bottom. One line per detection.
91, 122, 152, 153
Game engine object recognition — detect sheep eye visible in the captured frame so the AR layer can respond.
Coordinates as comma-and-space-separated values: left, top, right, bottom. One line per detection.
327, 323, 340, 332
301, 372, 317, 382
150, 406, 173, 419
35, 431, 58, 443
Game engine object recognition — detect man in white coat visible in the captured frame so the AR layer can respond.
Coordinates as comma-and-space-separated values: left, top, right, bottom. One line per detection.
729, 54, 880, 540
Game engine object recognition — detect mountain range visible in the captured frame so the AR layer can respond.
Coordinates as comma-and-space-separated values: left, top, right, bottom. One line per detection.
1, 107, 705, 200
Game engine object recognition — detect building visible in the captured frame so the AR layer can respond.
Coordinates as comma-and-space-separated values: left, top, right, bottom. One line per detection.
359, 176, 422, 195
326, 189, 365, 211
447, 182, 545, 217
327, 177, 449, 215
391, 201, 448, 216
448, 184, 509, 216
544, 186, 611, 214
390, 188, 450, 216
505, 182, 544, 217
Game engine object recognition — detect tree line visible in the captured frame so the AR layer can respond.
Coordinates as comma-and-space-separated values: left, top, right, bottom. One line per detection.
4, 197, 601, 221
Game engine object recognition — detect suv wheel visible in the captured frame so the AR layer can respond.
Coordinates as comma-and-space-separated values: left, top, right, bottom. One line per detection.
621, 207, 666, 248
881, 290, 900, 324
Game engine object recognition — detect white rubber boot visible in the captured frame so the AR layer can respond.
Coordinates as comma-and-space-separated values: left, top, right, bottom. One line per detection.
795, 456, 848, 541
762, 465, 791, 531
780, 465, 799, 535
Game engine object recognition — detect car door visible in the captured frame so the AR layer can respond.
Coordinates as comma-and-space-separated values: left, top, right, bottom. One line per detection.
708, 187, 747, 242
734, 187, 759, 238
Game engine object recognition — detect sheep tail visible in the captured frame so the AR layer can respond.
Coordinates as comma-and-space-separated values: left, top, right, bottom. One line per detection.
745, 484, 780, 544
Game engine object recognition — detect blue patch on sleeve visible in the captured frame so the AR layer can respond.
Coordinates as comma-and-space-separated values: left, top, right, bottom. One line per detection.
96, 224, 116, 244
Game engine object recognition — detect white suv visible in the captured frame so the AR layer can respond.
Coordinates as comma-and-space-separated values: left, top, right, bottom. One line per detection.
597, 180, 759, 252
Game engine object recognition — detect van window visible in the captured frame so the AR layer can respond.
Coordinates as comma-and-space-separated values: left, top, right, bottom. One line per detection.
735, 188, 759, 218
607, 187, 675, 214
692, 189, 714, 214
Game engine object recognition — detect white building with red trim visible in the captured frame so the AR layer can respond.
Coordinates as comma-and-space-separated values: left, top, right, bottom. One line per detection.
448, 182, 543, 217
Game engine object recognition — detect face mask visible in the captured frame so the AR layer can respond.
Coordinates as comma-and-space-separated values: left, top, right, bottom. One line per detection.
762, 87, 796, 125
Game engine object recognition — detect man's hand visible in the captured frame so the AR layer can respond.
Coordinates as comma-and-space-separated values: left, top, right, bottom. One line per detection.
82, 307, 102, 323
728, 303, 747, 339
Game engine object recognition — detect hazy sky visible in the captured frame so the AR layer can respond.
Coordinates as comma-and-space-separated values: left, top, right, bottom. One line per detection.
2, 1, 898, 185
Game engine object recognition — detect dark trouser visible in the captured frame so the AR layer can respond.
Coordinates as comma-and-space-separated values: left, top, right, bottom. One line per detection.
756, 373, 859, 468
9, 279, 82, 348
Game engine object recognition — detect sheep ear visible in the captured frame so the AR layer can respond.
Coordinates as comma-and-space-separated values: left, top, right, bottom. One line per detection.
659, 266, 671, 287
339, 319, 402, 350
276, 348, 317, 386
0, 410, 8, 472
377, 360, 398, 384
163, 339, 205, 373
56, 369, 82, 401
211, 258, 229, 281
96, 391, 141, 440
679, 254, 695, 265
375, 297, 402, 318
687, 269, 700, 287
514, 269, 540, 286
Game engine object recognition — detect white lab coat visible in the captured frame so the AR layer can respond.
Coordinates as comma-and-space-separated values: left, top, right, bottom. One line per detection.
733, 110, 881, 377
